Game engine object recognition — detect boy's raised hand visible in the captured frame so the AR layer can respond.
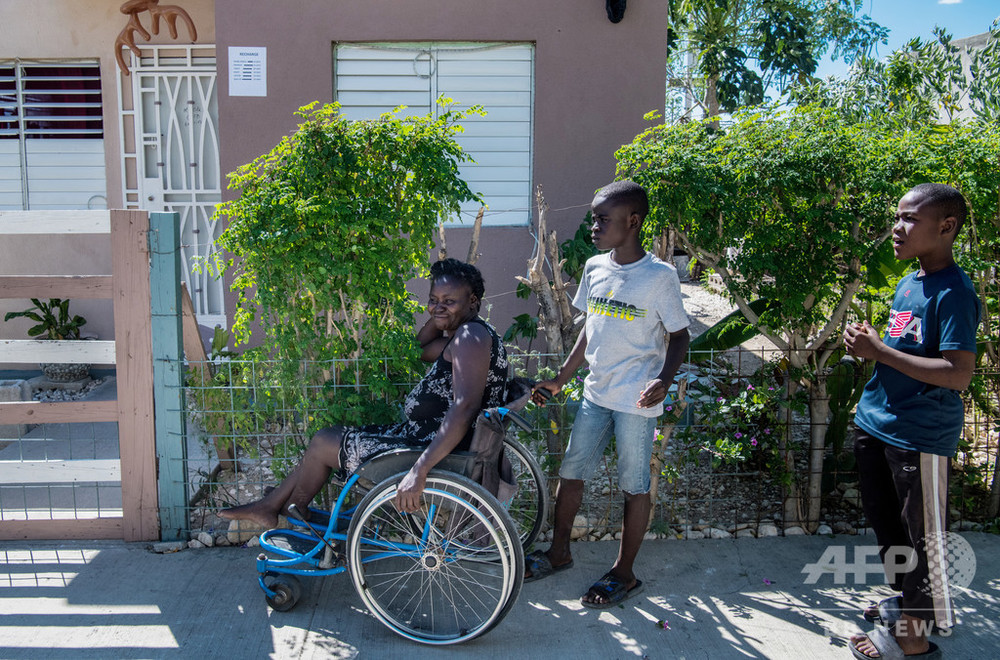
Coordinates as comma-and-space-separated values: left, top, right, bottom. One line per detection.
636, 378, 667, 408
844, 321, 882, 360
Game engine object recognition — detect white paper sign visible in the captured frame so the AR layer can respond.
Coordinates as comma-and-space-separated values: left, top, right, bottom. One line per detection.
229, 47, 267, 97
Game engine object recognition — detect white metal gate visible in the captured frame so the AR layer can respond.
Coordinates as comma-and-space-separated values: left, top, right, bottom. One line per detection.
118, 46, 224, 328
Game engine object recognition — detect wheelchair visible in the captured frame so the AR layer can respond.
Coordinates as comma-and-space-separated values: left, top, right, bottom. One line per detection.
254, 402, 549, 645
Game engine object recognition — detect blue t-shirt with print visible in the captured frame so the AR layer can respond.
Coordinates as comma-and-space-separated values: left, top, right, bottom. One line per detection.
854, 264, 980, 456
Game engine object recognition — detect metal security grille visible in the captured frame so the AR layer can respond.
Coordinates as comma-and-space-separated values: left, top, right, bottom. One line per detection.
0, 61, 107, 210
117, 46, 224, 329
335, 43, 534, 227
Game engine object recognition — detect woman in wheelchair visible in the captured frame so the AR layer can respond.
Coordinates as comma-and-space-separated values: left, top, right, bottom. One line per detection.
219, 258, 510, 527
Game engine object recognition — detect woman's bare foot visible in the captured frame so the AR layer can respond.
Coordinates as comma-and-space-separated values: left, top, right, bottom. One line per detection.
218, 502, 279, 529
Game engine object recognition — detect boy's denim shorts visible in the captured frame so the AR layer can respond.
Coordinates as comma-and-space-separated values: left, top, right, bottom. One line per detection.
559, 398, 658, 494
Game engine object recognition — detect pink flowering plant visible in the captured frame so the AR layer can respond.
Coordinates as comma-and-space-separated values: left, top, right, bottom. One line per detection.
672, 362, 804, 475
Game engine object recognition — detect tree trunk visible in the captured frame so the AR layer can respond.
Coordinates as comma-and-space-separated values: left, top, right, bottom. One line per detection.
653, 226, 677, 263
514, 186, 585, 471
546, 405, 564, 476
516, 188, 569, 363
465, 207, 485, 265
705, 75, 721, 128
989, 380, 1000, 517
649, 380, 688, 525
780, 378, 804, 527
990, 449, 1000, 519
806, 376, 832, 533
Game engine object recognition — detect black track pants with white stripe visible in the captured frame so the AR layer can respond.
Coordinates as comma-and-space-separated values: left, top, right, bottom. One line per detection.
854, 429, 953, 628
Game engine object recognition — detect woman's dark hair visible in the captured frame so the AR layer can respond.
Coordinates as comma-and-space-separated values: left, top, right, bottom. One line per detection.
430, 258, 485, 301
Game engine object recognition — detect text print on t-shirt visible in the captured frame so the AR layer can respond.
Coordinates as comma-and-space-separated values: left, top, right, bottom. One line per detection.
587, 291, 647, 321
887, 309, 923, 343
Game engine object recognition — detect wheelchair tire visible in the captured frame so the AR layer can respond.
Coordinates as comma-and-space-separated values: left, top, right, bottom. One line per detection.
346, 470, 524, 645
264, 574, 302, 612
502, 436, 549, 550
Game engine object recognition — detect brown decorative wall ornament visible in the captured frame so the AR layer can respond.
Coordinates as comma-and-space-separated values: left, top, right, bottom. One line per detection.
115, 0, 198, 75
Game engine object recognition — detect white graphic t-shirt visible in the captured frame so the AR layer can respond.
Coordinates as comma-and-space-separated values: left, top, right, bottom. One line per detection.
573, 252, 689, 417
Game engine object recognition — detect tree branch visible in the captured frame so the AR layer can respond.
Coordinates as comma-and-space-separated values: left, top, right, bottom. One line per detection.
466, 206, 484, 265
437, 220, 447, 261
714, 261, 791, 352
807, 273, 863, 352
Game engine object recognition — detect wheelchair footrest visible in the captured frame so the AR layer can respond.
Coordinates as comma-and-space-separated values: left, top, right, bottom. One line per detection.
264, 529, 341, 556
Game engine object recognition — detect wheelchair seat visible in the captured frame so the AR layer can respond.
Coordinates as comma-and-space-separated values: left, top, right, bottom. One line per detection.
353, 447, 476, 487
351, 376, 534, 490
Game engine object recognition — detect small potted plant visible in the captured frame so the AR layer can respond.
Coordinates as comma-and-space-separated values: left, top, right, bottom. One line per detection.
4, 298, 91, 382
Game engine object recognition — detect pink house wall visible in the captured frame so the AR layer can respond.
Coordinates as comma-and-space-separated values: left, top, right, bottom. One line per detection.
214, 0, 667, 332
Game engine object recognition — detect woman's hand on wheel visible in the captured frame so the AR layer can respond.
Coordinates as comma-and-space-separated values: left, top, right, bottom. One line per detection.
395, 467, 427, 513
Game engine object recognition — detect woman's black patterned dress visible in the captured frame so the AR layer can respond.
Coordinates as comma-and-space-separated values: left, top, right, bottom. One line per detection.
339, 318, 509, 474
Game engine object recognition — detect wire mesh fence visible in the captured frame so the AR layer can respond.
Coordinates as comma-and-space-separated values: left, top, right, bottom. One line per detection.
164, 347, 1000, 545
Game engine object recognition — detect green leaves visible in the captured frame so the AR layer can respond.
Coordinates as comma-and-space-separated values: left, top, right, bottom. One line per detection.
3, 298, 87, 340
791, 24, 1000, 130
666, 0, 888, 116
558, 213, 600, 283
618, 103, 1000, 364
688, 298, 779, 362
213, 100, 482, 433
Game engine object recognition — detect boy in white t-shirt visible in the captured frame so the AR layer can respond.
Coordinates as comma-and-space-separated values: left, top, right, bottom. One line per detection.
526, 180, 690, 608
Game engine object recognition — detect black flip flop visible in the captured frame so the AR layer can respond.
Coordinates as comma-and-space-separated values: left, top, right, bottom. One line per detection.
524, 550, 573, 583
863, 596, 902, 625
581, 572, 644, 609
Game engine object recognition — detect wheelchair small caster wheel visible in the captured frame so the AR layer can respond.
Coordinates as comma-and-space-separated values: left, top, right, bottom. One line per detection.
265, 575, 302, 612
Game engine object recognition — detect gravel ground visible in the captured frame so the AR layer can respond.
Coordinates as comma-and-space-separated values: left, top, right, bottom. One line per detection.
679, 278, 735, 334
680, 277, 781, 374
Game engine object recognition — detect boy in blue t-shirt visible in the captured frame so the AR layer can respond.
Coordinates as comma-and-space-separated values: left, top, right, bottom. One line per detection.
844, 183, 980, 660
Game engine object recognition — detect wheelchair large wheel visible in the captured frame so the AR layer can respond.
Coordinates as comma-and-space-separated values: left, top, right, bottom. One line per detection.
502, 436, 549, 550
347, 471, 524, 645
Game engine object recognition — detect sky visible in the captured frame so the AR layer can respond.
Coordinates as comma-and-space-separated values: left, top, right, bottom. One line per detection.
814, 0, 1000, 78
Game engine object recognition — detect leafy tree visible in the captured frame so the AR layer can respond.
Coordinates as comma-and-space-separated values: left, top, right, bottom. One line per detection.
616, 104, 1000, 529
214, 100, 482, 432
792, 23, 1000, 126
665, 0, 887, 120
794, 25, 1000, 515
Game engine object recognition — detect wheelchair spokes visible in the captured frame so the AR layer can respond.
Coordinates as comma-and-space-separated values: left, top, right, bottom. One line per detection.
347, 473, 523, 644
253, 435, 547, 645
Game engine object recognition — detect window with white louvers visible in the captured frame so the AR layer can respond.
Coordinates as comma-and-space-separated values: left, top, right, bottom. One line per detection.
334, 43, 533, 227
0, 61, 107, 210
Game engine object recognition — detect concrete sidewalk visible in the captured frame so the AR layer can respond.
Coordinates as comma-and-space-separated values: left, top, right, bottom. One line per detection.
2, 534, 999, 659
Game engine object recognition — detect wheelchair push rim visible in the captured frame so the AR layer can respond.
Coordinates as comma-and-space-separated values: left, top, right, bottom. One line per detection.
346, 471, 524, 645
501, 436, 549, 550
